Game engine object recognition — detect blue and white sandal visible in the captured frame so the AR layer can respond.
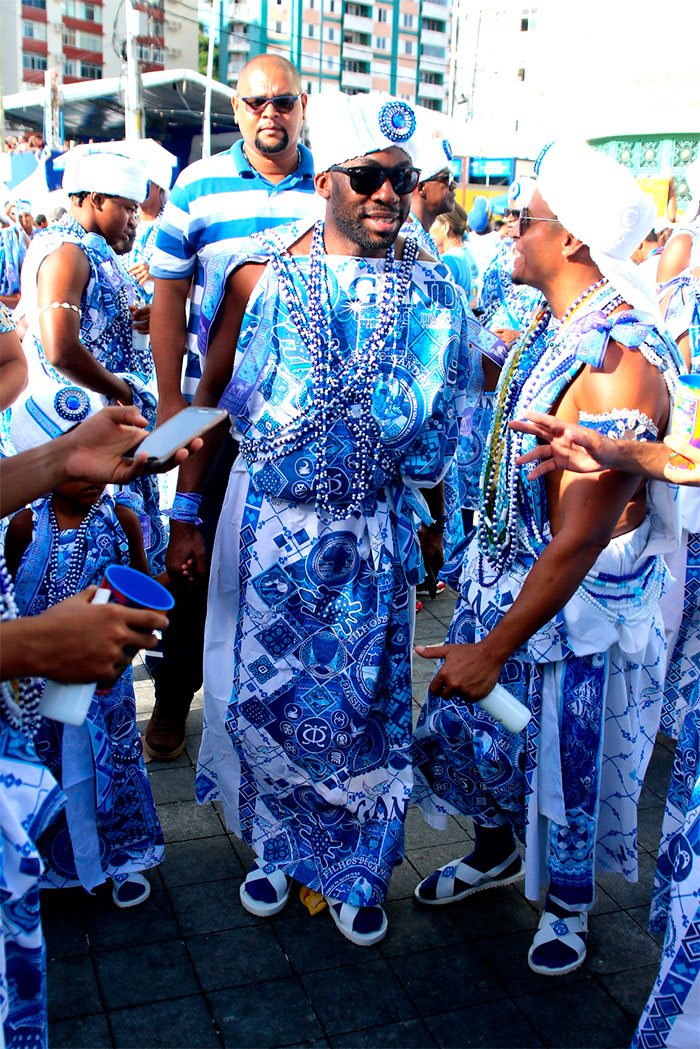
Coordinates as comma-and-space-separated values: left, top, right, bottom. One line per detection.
239, 860, 291, 917
528, 907, 587, 975
414, 848, 524, 905
326, 898, 388, 946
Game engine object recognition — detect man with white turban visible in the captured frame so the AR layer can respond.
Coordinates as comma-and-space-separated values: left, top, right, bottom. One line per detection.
11, 143, 166, 573
412, 140, 682, 975
166, 92, 485, 946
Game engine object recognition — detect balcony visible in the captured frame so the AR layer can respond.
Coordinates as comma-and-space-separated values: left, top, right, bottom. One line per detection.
343, 13, 373, 33
422, 0, 449, 16
343, 41, 371, 60
422, 27, 448, 46
341, 68, 371, 90
417, 80, 445, 100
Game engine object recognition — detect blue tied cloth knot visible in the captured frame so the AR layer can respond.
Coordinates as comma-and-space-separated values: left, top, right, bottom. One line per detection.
568, 309, 652, 369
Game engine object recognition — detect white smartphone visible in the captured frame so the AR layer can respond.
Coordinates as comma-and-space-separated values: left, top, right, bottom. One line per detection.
122, 406, 228, 469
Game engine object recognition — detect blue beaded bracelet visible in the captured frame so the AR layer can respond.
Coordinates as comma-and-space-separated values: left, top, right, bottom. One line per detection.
167, 491, 203, 525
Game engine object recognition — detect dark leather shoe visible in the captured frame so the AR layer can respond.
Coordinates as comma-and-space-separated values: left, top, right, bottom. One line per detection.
144, 699, 190, 760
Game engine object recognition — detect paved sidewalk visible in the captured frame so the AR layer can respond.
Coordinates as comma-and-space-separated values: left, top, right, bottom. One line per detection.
44, 589, 671, 1049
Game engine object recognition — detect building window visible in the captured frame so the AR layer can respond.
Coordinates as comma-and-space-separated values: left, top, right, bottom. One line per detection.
274, 20, 282, 32
23, 52, 48, 70
521, 8, 537, 30
401, 13, 415, 27
517, 67, 525, 80
80, 61, 101, 78
327, 27, 335, 40
329, 0, 335, 10
377, 6, 387, 20
23, 20, 47, 39
374, 35, 387, 49
63, 58, 76, 75
402, 39, 414, 54
23, 0, 46, 8
63, 27, 76, 45
80, 31, 102, 50
82, 3, 101, 21
423, 17, 445, 32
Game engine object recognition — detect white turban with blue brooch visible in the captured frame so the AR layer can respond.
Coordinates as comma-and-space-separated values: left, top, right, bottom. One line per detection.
11, 379, 106, 453
306, 93, 419, 174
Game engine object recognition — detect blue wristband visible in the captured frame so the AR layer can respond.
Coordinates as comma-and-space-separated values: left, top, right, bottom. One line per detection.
167, 491, 203, 525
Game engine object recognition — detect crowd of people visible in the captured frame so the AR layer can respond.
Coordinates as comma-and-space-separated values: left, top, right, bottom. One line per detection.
1, 51, 699, 1049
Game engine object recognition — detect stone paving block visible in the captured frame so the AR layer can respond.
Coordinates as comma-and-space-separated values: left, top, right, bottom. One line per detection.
586, 911, 662, 975
627, 904, 665, 945
187, 925, 293, 991
108, 994, 221, 1048
380, 898, 463, 958
143, 747, 193, 770
158, 800, 226, 843
148, 765, 197, 805
389, 943, 506, 1017
159, 836, 244, 888
208, 977, 323, 1047
169, 877, 258, 936
472, 929, 591, 998
404, 808, 472, 850
41, 890, 89, 958
273, 913, 382, 974
515, 981, 635, 1048
186, 734, 204, 763
386, 858, 421, 901
593, 851, 660, 911
598, 964, 659, 1025
424, 999, 544, 1048
301, 960, 417, 1035
49, 1012, 112, 1048
47, 955, 103, 1022
93, 939, 199, 1011
82, 885, 180, 950
330, 1018, 437, 1048
447, 884, 539, 941
590, 883, 619, 916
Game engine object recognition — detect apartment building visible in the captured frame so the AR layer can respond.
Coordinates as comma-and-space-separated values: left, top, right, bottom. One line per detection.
6, 0, 197, 95
225, 0, 450, 112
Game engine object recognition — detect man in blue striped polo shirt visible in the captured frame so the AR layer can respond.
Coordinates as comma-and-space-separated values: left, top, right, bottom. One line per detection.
145, 54, 319, 760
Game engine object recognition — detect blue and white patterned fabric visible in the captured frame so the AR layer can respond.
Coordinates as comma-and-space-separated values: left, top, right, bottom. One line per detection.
633, 703, 700, 1047
478, 238, 544, 331
12, 496, 164, 889
195, 230, 483, 907
14, 216, 166, 574
0, 227, 27, 298
413, 296, 682, 910
0, 720, 64, 1049
149, 141, 320, 401
659, 272, 700, 739
124, 209, 163, 305
0, 304, 17, 460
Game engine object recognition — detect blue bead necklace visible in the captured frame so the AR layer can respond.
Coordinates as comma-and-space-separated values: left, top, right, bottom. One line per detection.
46, 498, 102, 607
245, 221, 419, 518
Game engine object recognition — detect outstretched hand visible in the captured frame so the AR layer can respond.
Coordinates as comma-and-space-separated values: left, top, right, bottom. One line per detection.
414, 641, 503, 701
509, 410, 612, 479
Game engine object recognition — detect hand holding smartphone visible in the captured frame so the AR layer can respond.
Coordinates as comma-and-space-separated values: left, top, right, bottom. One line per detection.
122, 406, 228, 471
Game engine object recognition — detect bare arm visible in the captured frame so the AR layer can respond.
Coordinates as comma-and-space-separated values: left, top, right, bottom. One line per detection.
0, 327, 27, 411
657, 233, 692, 285
150, 276, 192, 423
114, 503, 151, 575
36, 244, 132, 404
166, 262, 263, 581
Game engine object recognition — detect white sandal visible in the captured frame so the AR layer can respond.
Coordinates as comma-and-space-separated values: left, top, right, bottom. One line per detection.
414, 849, 524, 905
528, 908, 587, 975
112, 873, 151, 908
239, 860, 291, 917
326, 898, 388, 946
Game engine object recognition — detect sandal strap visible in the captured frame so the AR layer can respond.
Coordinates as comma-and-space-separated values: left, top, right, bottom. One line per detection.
531, 909, 588, 954
434, 848, 520, 899
246, 861, 289, 902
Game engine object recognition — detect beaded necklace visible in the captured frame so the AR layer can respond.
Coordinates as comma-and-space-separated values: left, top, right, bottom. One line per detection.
46, 498, 102, 607
0, 553, 42, 738
478, 278, 623, 574
245, 220, 419, 518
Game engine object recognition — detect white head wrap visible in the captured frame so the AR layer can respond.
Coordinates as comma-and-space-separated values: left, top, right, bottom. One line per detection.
127, 139, 178, 193
534, 140, 658, 315
413, 125, 454, 183
56, 143, 148, 203
11, 381, 106, 453
507, 177, 535, 210
306, 93, 419, 174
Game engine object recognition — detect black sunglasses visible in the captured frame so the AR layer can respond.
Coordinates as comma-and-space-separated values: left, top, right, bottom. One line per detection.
329, 164, 421, 196
425, 172, 457, 189
518, 206, 560, 236
238, 94, 301, 114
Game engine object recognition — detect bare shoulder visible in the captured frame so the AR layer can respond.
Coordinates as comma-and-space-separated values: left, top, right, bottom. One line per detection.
227, 260, 267, 302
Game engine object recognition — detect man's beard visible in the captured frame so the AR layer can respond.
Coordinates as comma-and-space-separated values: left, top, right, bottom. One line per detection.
255, 128, 289, 154
331, 198, 406, 252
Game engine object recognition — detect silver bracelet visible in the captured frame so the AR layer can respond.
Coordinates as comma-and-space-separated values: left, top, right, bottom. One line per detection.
38, 301, 81, 316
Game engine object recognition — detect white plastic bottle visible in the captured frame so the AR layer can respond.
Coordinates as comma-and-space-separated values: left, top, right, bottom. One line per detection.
39, 588, 111, 726
476, 683, 531, 733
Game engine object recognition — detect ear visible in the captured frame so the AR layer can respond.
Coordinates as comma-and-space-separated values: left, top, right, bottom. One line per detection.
560, 230, 586, 260
315, 171, 332, 200
90, 192, 106, 212
300, 92, 308, 119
